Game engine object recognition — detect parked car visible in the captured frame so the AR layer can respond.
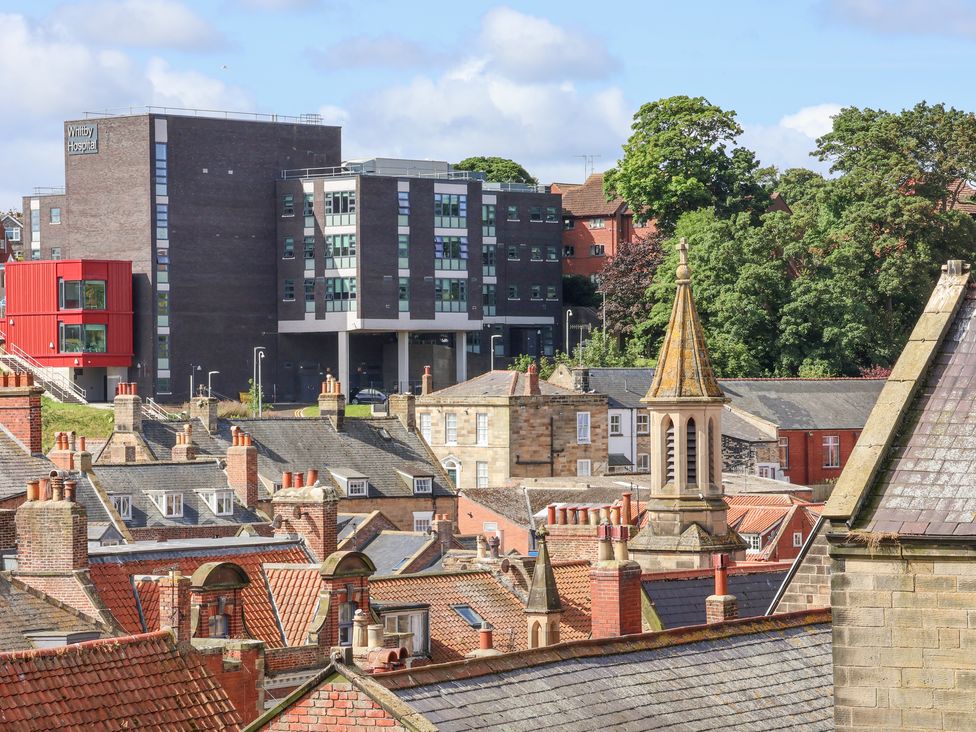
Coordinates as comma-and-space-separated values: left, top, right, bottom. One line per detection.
350, 388, 387, 405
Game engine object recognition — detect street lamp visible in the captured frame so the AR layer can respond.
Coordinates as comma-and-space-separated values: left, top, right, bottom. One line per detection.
207, 371, 219, 397
490, 334, 503, 371
252, 347, 266, 417
565, 308, 573, 357
257, 351, 266, 418
189, 364, 202, 399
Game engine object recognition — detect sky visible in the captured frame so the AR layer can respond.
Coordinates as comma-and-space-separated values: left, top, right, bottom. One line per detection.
3, 0, 976, 210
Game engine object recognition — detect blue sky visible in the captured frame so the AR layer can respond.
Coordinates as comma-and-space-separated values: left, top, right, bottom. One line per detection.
3, 0, 976, 209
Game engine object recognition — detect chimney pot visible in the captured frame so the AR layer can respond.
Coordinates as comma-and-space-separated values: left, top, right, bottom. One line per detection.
479, 622, 493, 650
294, 472, 304, 489
282, 471, 292, 489
556, 506, 567, 525
39, 478, 50, 501
26, 479, 39, 502
50, 476, 64, 502
307, 469, 318, 485
546, 504, 557, 525
321, 381, 329, 396
621, 493, 632, 525
64, 480, 77, 502
78, 436, 86, 452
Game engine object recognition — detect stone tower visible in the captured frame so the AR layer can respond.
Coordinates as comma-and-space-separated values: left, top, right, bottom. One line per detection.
630, 238, 745, 571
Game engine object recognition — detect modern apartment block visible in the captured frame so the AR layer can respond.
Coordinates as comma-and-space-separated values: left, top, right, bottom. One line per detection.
19, 112, 564, 403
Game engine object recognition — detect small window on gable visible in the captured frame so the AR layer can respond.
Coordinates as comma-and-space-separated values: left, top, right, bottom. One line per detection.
793, 531, 804, 548
112, 495, 132, 520
151, 493, 183, 517
348, 479, 368, 497
452, 604, 486, 628
204, 490, 234, 516
413, 477, 432, 494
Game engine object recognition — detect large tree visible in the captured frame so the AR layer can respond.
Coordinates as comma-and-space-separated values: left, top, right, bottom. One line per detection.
454, 156, 537, 184
603, 96, 769, 234
599, 233, 664, 339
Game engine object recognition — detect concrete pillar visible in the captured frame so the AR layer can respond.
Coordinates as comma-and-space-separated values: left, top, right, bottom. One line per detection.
397, 331, 409, 393
456, 332, 467, 383
337, 331, 350, 394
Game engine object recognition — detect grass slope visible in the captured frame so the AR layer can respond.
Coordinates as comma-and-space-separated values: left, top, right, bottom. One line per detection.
41, 397, 114, 452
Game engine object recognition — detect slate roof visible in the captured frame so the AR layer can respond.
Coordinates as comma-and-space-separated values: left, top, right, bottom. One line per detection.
92, 462, 265, 529
221, 417, 453, 499
0, 427, 51, 502
718, 378, 886, 430
0, 631, 243, 731
721, 408, 777, 443
0, 575, 109, 651
583, 368, 654, 409
360, 531, 437, 576
430, 370, 572, 398
383, 611, 833, 731
87, 537, 311, 647
560, 173, 625, 218
140, 420, 227, 461
643, 567, 789, 629
858, 283, 976, 535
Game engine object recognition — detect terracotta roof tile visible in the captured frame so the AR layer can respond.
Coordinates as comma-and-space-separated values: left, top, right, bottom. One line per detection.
728, 506, 790, 535
264, 565, 321, 646
428, 370, 573, 398
0, 631, 243, 731
560, 173, 625, 218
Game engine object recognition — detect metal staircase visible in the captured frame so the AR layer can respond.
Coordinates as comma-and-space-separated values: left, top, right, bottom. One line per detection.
0, 329, 88, 404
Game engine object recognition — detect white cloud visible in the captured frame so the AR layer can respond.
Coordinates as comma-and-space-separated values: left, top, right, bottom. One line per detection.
780, 103, 842, 139
821, 0, 976, 38
312, 34, 443, 70
147, 58, 253, 110
479, 6, 617, 82
53, 0, 221, 49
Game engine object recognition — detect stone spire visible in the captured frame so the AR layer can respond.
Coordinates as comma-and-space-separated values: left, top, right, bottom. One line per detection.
524, 527, 562, 648
644, 238, 724, 401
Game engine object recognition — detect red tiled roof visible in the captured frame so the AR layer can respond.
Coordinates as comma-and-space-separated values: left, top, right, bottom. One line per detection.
134, 578, 160, 632
728, 506, 789, 535
552, 561, 592, 640
88, 543, 310, 648
0, 631, 243, 731
561, 173, 626, 218
264, 565, 321, 647
14, 575, 104, 622
725, 494, 811, 508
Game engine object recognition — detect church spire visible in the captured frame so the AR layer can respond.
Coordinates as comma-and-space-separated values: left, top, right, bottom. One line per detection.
644, 238, 724, 401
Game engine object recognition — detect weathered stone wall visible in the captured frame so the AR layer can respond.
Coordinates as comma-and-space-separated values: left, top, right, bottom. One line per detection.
773, 523, 831, 614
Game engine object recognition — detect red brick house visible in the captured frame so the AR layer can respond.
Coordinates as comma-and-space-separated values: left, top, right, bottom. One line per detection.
725, 494, 822, 562
554, 174, 656, 279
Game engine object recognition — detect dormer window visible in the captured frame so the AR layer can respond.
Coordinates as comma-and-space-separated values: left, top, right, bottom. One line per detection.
348, 479, 368, 497
201, 490, 235, 516
330, 468, 369, 498
111, 495, 132, 520
413, 477, 432, 494
150, 492, 183, 517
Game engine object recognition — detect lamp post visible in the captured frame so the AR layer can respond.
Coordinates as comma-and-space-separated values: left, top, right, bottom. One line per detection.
490, 334, 502, 371
252, 347, 265, 417
257, 351, 266, 418
207, 371, 219, 397
189, 364, 202, 399
565, 308, 573, 357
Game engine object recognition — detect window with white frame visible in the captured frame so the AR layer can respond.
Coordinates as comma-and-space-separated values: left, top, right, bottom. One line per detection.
445, 413, 458, 444
576, 412, 591, 444
111, 495, 132, 520
151, 493, 183, 517
609, 414, 622, 435
419, 413, 432, 442
413, 511, 433, 532
745, 534, 761, 551
636, 412, 650, 434
383, 611, 429, 655
347, 479, 368, 497
413, 477, 433, 494
577, 459, 592, 477
793, 531, 804, 548
758, 465, 774, 479
476, 461, 489, 488
822, 435, 840, 468
476, 413, 488, 445
208, 490, 234, 516
778, 436, 790, 468
637, 453, 650, 472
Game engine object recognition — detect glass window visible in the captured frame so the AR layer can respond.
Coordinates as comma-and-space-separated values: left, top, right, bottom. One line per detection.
541, 326, 553, 356
347, 479, 368, 497
303, 193, 314, 227
304, 278, 315, 312
325, 190, 356, 225
157, 291, 169, 327
637, 453, 650, 472
746, 534, 762, 551
156, 250, 169, 283
83, 324, 106, 353
476, 413, 488, 445
637, 412, 650, 434
506, 205, 518, 221
325, 277, 357, 311
325, 234, 356, 268
433, 193, 467, 228
530, 246, 542, 261
564, 245, 575, 257
157, 377, 171, 394
111, 495, 132, 520
589, 218, 605, 229
530, 206, 542, 222
283, 236, 294, 259
482, 245, 495, 276
445, 413, 458, 444
563, 217, 574, 230
156, 203, 168, 241
413, 477, 433, 494
157, 334, 170, 370
59, 280, 81, 309
577, 412, 591, 444
155, 493, 182, 517
545, 206, 558, 223
531, 285, 542, 300
214, 491, 234, 516
59, 323, 83, 353
610, 414, 622, 435
546, 285, 557, 300
507, 245, 519, 261
383, 611, 428, 656
51, 247, 62, 260
398, 234, 409, 269
823, 435, 841, 468
476, 461, 489, 488
398, 190, 410, 226
83, 281, 106, 310
482, 203, 496, 236
419, 413, 432, 442
483, 284, 496, 316
338, 601, 357, 646
508, 285, 518, 300
50, 208, 61, 224
451, 605, 486, 628
413, 511, 433, 532
283, 279, 295, 301
577, 459, 592, 477
281, 193, 294, 217
434, 236, 468, 269
303, 237, 315, 269
778, 436, 790, 468
467, 332, 481, 354
590, 244, 606, 256
434, 279, 467, 312
398, 277, 410, 312
154, 143, 167, 196
547, 246, 558, 261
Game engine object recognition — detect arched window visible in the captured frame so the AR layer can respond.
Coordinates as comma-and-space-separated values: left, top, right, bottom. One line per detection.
664, 418, 675, 483
708, 418, 716, 485
549, 620, 560, 644
686, 418, 697, 485
442, 458, 460, 487
530, 621, 541, 648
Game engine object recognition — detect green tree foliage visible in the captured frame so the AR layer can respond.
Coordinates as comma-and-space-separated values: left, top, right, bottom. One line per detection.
603, 96, 769, 234
455, 156, 537, 184
599, 233, 664, 338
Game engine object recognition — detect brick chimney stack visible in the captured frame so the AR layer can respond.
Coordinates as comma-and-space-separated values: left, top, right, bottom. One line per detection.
171, 424, 197, 462
432, 513, 453, 553
388, 393, 416, 430
190, 396, 219, 434
421, 365, 433, 396
0, 373, 43, 454
158, 570, 192, 645
49, 432, 76, 471
589, 523, 643, 638
272, 473, 339, 562
317, 380, 345, 431
15, 471, 88, 573
226, 428, 258, 507
113, 382, 142, 434
705, 554, 739, 623
524, 363, 541, 395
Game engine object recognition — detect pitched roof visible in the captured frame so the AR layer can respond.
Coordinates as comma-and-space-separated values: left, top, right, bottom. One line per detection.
644, 239, 724, 401
381, 610, 833, 731
87, 536, 311, 647
0, 427, 51, 502
140, 420, 228, 462
359, 531, 437, 576
560, 173, 625, 218
0, 575, 109, 651
263, 564, 322, 647
93, 461, 265, 529
721, 408, 777, 443
429, 370, 573, 398
0, 630, 243, 731
643, 566, 790, 629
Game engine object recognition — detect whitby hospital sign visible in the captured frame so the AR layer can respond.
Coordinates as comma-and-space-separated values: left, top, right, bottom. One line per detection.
66, 123, 98, 155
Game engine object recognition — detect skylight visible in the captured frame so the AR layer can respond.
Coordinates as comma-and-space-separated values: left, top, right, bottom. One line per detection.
451, 604, 487, 628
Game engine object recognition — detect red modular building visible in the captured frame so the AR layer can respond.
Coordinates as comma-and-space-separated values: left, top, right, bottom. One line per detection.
1, 259, 132, 401
553, 174, 657, 280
